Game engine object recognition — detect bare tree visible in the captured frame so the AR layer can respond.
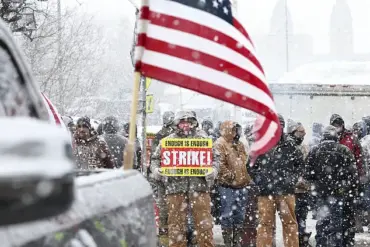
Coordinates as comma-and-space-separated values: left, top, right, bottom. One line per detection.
20, 6, 108, 114
0, 0, 52, 39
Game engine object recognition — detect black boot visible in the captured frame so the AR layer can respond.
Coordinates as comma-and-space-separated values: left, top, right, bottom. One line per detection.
299, 232, 312, 247
233, 227, 243, 247
222, 227, 233, 247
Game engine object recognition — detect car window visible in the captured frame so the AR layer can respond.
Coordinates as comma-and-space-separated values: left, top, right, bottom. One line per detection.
0, 46, 31, 117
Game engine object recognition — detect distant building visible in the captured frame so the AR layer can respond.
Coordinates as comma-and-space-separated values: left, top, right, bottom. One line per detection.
330, 0, 354, 58
254, 0, 370, 83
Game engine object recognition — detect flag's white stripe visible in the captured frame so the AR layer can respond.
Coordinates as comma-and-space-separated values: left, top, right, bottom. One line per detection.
145, 0, 257, 59
138, 20, 266, 84
141, 50, 276, 111
251, 121, 278, 152
135, 46, 144, 64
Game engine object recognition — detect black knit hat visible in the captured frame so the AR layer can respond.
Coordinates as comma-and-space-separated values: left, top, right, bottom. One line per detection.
330, 114, 344, 126
76, 117, 92, 129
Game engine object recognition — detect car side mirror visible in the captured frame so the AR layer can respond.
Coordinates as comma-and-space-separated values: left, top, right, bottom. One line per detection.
0, 117, 75, 226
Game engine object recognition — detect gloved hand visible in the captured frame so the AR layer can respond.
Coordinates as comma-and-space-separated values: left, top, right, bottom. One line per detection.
152, 168, 164, 181
205, 169, 218, 187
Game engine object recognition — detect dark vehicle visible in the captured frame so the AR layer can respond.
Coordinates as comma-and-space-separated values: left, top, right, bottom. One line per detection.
0, 18, 74, 226
0, 18, 156, 247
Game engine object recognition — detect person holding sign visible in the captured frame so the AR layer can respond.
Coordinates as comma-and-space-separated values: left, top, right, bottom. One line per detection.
214, 121, 252, 247
151, 111, 219, 247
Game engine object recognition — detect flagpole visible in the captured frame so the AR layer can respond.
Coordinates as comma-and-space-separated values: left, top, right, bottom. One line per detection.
124, 72, 141, 170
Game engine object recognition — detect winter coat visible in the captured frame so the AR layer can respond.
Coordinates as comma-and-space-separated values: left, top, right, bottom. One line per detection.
215, 121, 252, 188
149, 125, 175, 179
151, 129, 219, 195
251, 134, 305, 196
305, 139, 359, 198
102, 133, 128, 168
309, 133, 321, 150
309, 123, 323, 150
151, 125, 175, 154
73, 133, 115, 169
339, 130, 365, 177
360, 134, 370, 175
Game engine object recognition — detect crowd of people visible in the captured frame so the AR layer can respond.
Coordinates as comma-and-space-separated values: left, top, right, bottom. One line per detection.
62, 111, 370, 247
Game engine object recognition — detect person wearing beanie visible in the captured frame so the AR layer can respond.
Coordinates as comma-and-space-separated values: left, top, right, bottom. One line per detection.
101, 116, 128, 168
287, 119, 311, 246
305, 125, 359, 246
330, 115, 365, 234
253, 114, 304, 247
353, 121, 366, 140
309, 123, 324, 150
73, 116, 114, 169
330, 114, 365, 178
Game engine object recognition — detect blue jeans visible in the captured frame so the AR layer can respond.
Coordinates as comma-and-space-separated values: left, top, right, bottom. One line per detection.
315, 196, 355, 247
219, 186, 247, 228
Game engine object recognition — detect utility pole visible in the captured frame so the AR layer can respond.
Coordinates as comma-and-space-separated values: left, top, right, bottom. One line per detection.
57, 0, 63, 113
284, 0, 290, 72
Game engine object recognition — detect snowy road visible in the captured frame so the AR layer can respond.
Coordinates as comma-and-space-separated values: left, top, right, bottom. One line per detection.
213, 213, 370, 246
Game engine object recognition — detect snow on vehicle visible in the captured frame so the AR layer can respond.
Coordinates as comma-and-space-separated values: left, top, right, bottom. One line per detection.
0, 18, 74, 227
271, 61, 370, 139
0, 16, 156, 246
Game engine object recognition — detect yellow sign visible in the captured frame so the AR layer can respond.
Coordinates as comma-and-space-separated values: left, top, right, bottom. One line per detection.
146, 94, 154, 113
161, 138, 213, 148
145, 77, 152, 91
160, 138, 213, 177
161, 167, 213, 177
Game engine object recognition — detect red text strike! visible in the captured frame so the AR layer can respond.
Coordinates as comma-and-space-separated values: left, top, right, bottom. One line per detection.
161, 148, 212, 167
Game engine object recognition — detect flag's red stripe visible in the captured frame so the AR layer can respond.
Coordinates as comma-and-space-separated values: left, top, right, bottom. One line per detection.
41, 93, 61, 125
137, 34, 273, 99
141, 9, 264, 74
254, 119, 280, 156
254, 117, 271, 141
141, 6, 150, 19
139, 62, 276, 122
233, 18, 255, 47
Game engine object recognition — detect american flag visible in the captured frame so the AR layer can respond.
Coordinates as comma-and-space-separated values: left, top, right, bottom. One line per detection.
135, 0, 281, 157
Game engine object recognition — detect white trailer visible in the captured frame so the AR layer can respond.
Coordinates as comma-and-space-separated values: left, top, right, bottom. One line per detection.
271, 61, 370, 140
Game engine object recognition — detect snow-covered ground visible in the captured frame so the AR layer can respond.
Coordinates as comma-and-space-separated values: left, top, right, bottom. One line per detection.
213, 212, 370, 246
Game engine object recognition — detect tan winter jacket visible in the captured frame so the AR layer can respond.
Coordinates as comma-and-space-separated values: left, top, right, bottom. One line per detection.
215, 121, 252, 188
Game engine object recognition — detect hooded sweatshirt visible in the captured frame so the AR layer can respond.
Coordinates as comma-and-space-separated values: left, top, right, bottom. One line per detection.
215, 121, 252, 188
102, 117, 128, 168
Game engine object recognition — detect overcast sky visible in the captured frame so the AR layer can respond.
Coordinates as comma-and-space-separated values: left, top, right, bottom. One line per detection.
65, 0, 370, 54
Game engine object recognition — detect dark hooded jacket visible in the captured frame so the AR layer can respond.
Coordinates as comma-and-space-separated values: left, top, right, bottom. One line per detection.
102, 117, 128, 168
251, 134, 305, 196
330, 114, 365, 177
305, 128, 359, 197
309, 122, 323, 150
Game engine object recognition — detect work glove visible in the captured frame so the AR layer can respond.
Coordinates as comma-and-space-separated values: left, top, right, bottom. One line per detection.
205, 169, 218, 187
152, 168, 164, 181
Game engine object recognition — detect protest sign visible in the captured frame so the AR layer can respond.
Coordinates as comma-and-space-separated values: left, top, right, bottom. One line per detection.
160, 138, 213, 176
